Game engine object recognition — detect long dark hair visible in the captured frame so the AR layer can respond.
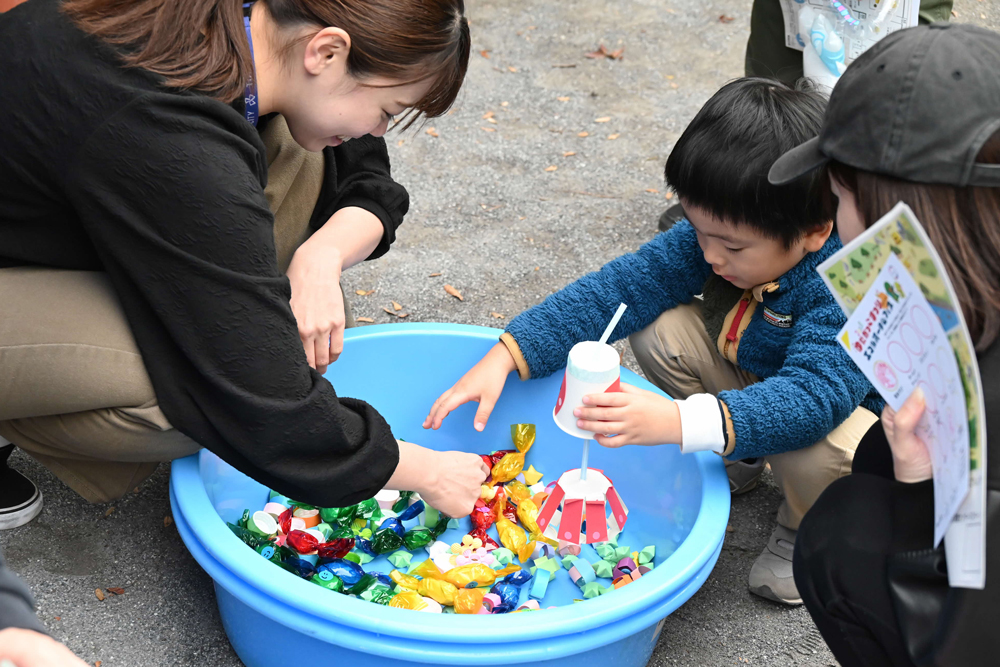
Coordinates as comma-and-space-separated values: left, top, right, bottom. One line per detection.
61, 0, 469, 121
828, 132, 1000, 351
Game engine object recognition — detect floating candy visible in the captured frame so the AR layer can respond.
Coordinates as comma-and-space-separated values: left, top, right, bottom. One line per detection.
319, 505, 358, 526
490, 424, 535, 484
286, 530, 320, 555
516, 497, 557, 547
398, 500, 425, 522
468, 527, 500, 551
418, 577, 458, 606
381, 517, 406, 537
482, 593, 503, 613
502, 570, 533, 587
317, 559, 364, 587
522, 465, 544, 486
390, 570, 421, 591
488, 582, 520, 613
470, 499, 496, 532
316, 537, 355, 560
505, 480, 532, 505
496, 516, 535, 563
443, 563, 497, 589
389, 591, 427, 611
489, 491, 517, 525
310, 570, 345, 592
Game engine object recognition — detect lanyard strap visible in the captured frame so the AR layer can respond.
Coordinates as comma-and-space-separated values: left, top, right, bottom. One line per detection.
243, 2, 259, 126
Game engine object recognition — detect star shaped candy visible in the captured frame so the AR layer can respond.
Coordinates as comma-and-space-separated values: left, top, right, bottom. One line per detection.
388, 552, 413, 569
522, 465, 544, 486
534, 555, 561, 576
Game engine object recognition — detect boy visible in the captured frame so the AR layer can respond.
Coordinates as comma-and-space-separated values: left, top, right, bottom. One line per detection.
424, 78, 881, 605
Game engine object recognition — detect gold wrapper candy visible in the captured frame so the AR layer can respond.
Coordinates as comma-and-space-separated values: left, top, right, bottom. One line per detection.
410, 558, 445, 581
494, 563, 522, 578
505, 480, 532, 505
443, 563, 497, 589
390, 570, 421, 591
418, 578, 458, 606
453, 588, 486, 615
389, 590, 428, 610
490, 424, 536, 484
516, 498, 558, 547
496, 516, 536, 562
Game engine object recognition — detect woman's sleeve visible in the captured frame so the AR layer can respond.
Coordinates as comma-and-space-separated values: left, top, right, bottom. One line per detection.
311, 135, 409, 260
64, 95, 398, 508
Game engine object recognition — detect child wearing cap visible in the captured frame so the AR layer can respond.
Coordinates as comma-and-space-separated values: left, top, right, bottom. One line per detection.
425, 77, 882, 605
777, 23, 1000, 666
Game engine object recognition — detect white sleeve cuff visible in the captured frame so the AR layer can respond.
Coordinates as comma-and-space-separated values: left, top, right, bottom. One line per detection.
675, 394, 726, 454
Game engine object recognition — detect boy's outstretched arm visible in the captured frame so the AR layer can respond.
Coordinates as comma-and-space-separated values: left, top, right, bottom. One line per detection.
424, 221, 712, 431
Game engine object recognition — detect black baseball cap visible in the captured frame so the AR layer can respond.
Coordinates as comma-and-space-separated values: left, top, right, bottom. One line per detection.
769, 23, 1000, 188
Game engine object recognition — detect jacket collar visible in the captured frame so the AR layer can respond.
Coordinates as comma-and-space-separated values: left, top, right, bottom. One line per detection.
749, 232, 842, 301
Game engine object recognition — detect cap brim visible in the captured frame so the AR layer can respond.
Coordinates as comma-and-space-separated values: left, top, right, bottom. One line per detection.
768, 136, 829, 185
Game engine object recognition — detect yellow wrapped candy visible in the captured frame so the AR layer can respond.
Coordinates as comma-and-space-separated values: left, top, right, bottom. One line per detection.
496, 516, 536, 563
418, 577, 458, 606
443, 563, 497, 589
410, 558, 445, 581
453, 587, 486, 615
390, 570, 421, 591
516, 497, 558, 547
494, 563, 522, 578
505, 480, 532, 505
389, 591, 428, 610
490, 424, 535, 484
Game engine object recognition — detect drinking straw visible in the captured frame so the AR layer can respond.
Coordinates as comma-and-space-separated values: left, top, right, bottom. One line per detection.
599, 303, 628, 345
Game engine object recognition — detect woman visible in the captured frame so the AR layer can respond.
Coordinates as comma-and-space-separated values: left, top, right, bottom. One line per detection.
0, 0, 489, 528
769, 23, 1000, 666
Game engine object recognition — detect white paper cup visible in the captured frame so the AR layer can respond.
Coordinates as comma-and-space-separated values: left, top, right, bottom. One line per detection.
552, 341, 621, 438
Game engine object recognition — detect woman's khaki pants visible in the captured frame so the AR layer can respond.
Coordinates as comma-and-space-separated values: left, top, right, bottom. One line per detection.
0, 117, 351, 503
629, 302, 877, 530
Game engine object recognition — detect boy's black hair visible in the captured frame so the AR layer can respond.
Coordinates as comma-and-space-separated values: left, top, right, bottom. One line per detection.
665, 78, 830, 247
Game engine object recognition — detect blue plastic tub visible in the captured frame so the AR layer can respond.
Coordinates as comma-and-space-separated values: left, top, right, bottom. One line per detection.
170, 323, 729, 667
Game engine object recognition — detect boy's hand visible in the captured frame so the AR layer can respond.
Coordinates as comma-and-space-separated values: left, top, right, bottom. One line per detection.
424, 343, 518, 432
883, 387, 933, 484
574, 383, 682, 447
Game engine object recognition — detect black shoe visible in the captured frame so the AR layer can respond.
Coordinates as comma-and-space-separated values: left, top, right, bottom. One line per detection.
0, 444, 43, 530
658, 202, 686, 233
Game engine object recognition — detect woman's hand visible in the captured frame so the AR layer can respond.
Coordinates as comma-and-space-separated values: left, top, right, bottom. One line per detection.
287, 243, 346, 375
384, 440, 490, 518
424, 343, 518, 432
883, 387, 933, 483
0, 628, 90, 667
574, 383, 682, 448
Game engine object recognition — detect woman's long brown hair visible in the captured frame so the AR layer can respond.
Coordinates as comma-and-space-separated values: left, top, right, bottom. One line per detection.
828, 132, 1000, 351
61, 0, 469, 120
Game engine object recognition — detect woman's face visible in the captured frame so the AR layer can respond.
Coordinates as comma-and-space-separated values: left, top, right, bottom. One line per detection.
277, 27, 433, 152
829, 173, 867, 243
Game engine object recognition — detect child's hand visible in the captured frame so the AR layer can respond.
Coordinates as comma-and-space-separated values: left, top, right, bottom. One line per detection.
574, 383, 682, 448
424, 343, 518, 432
883, 387, 933, 484
418, 450, 492, 518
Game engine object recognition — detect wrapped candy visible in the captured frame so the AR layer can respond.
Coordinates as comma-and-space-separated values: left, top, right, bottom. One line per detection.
505, 480, 532, 505
410, 558, 445, 581
494, 563, 523, 578
490, 424, 535, 484
495, 516, 535, 563
502, 570, 533, 587
316, 559, 364, 587
516, 498, 556, 546
443, 563, 497, 589
389, 590, 428, 611
316, 537, 354, 560
356, 498, 382, 520
361, 586, 395, 605
398, 499, 425, 522
391, 491, 415, 514
453, 587, 486, 615
380, 517, 406, 537
468, 528, 501, 551
280, 557, 316, 579
227, 523, 270, 551
286, 530, 320, 555
487, 449, 515, 468
390, 570, 421, 591
487, 581, 520, 613
319, 505, 358, 526
310, 570, 345, 592
469, 499, 496, 532
418, 577, 458, 606
489, 491, 517, 524
368, 526, 405, 554
402, 526, 435, 550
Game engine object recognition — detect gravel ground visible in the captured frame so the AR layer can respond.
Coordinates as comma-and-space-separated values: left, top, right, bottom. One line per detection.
3, 1, 997, 665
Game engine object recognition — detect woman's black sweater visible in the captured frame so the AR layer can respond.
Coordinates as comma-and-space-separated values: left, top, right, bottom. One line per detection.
0, 0, 409, 507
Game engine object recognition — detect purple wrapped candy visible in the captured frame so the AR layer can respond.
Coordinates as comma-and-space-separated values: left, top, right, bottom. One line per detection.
317, 559, 364, 587
281, 556, 316, 579
502, 570, 532, 587
489, 582, 519, 613
397, 500, 425, 522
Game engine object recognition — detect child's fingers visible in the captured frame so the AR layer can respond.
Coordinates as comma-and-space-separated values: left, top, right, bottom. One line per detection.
582, 392, 629, 407
618, 382, 646, 394
594, 433, 628, 448
575, 418, 625, 435
474, 393, 498, 432
574, 406, 622, 422
423, 392, 449, 428
432, 391, 473, 430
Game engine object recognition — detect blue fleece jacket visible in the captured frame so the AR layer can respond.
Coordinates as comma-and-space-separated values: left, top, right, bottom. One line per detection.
505, 220, 882, 459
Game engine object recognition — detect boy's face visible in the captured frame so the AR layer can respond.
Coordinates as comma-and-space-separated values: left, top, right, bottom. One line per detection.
681, 198, 833, 290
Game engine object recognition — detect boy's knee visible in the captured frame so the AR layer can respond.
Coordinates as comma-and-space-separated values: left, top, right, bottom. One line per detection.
629, 304, 702, 366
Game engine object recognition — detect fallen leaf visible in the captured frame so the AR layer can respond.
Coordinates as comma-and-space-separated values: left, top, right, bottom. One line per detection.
397, 313, 410, 318
534, 267, 540, 271
491, 312, 505, 319
95, 589, 105, 601
594, 117, 611, 123
96, 662, 102, 667
355, 289, 375, 296
133, 486, 139, 493
501, 101, 509, 107
577, 131, 590, 137
557, 96, 571, 102
544, 165, 558, 172
585, 45, 610, 59
382, 307, 396, 316
981, 12, 986, 18
563, 151, 576, 157
646, 188, 660, 194
719, 14, 734, 23
107, 587, 125, 596
104, 507, 115, 517
163, 516, 173, 528
609, 47, 625, 60
55, 616, 61, 621
397, 139, 405, 147
480, 49, 490, 58
607, 133, 620, 140
429, 272, 442, 277
665, 191, 674, 200
425, 127, 439, 138
444, 284, 464, 301
481, 126, 496, 132
487, 117, 497, 124
482, 111, 495, 119
356, 317, 375, 323
507, 66, 518, 73
392, 301, 402, 311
